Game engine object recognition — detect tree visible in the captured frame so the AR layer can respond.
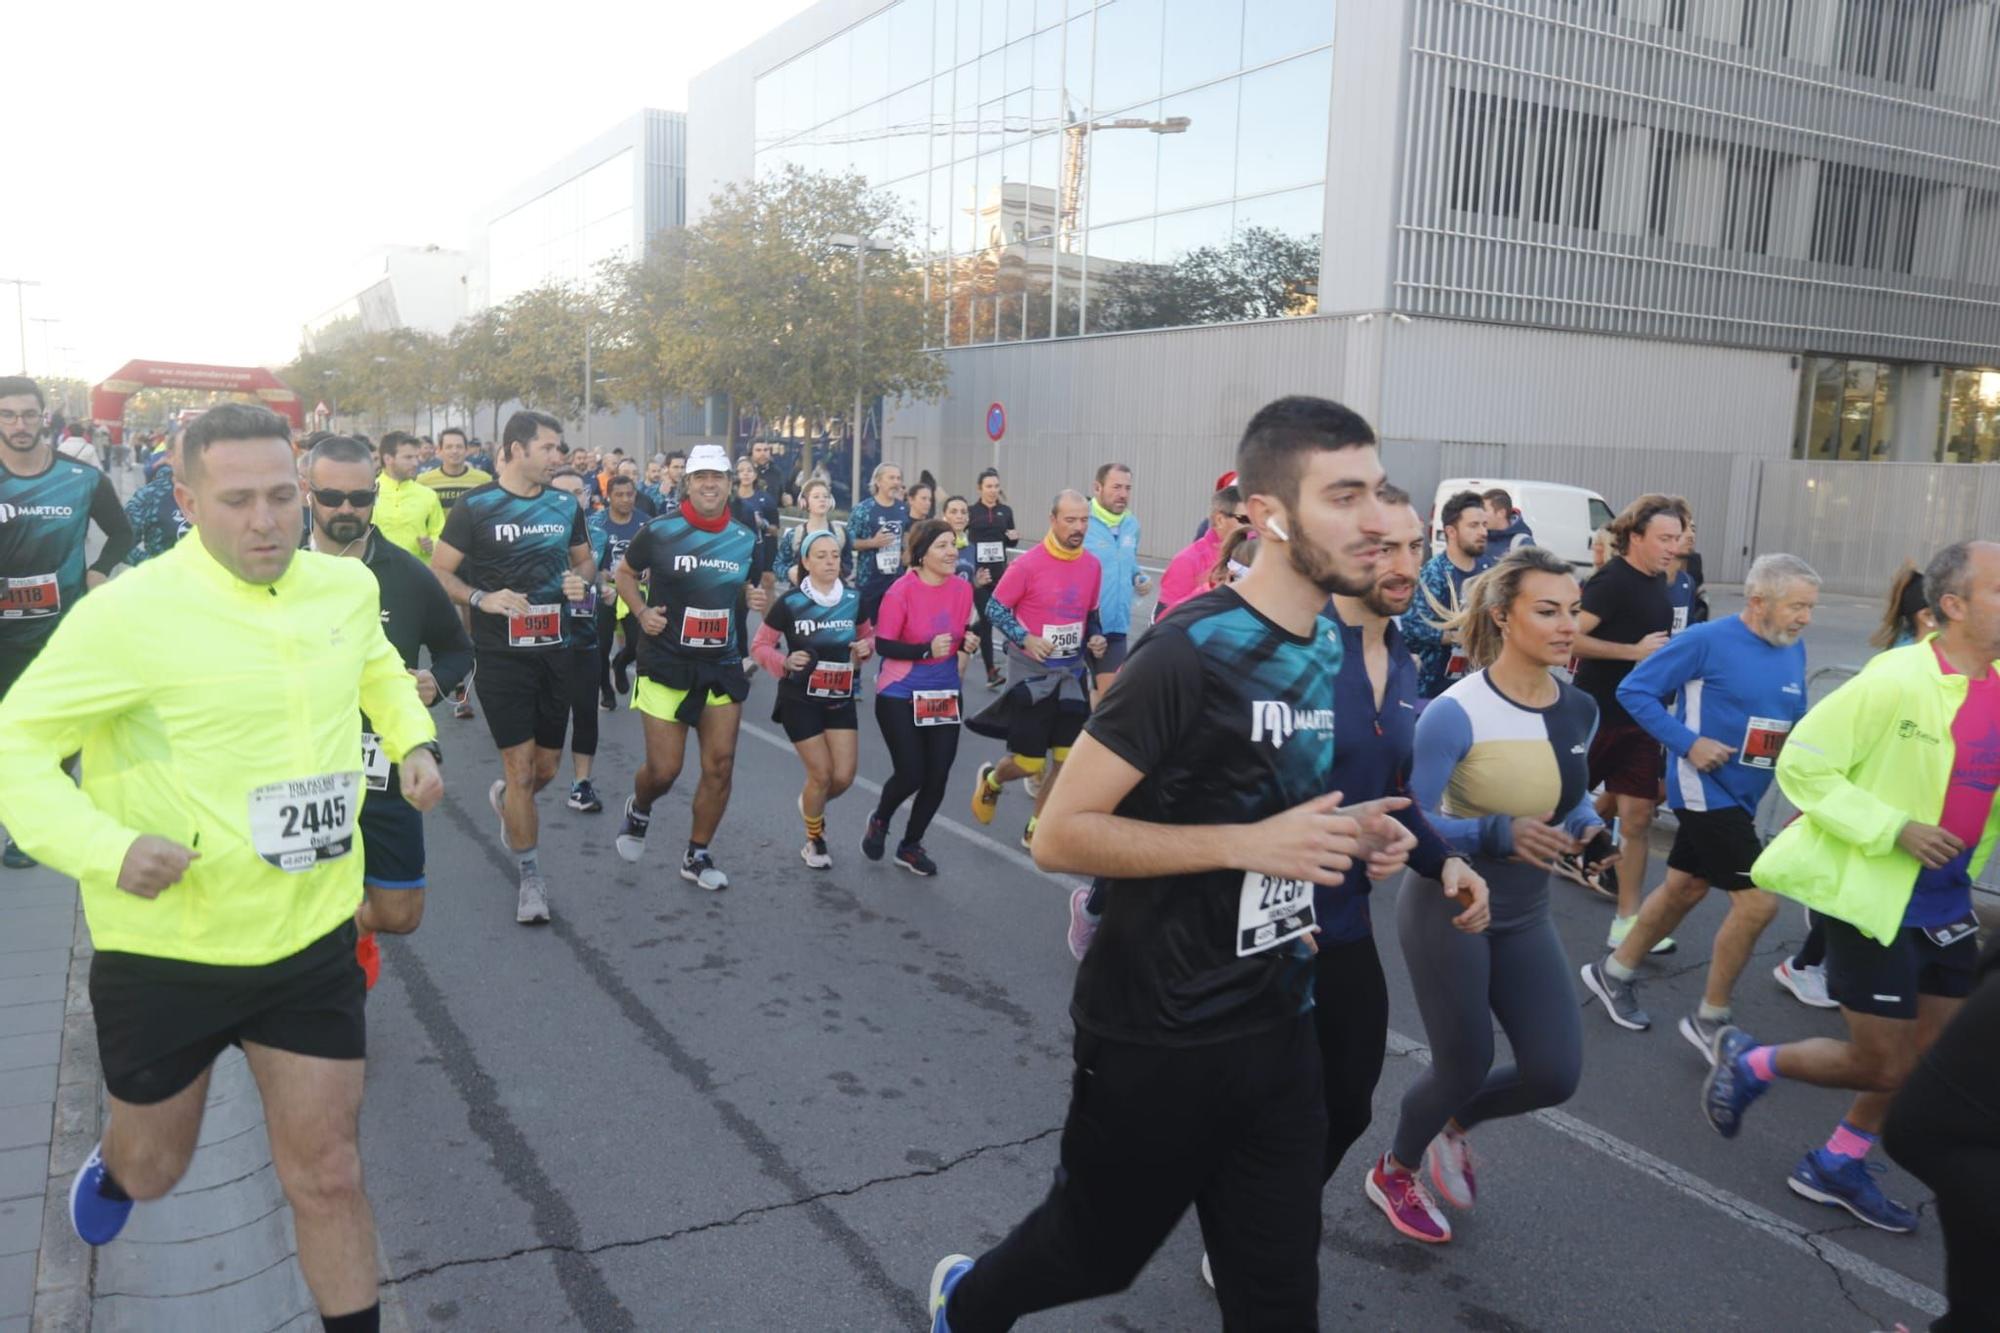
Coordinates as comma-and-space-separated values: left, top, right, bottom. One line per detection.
493, 283, 592, 423
1091, 225, 1322, 334
594, 244, 692, 447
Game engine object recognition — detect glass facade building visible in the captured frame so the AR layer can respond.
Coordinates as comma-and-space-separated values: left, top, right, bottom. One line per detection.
486, 150, 640, 307
751, 0, 1333, 347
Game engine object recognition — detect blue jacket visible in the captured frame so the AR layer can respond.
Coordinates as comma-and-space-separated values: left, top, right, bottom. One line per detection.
1403, 551, 1494, 699
1618, 615, 1809, 816
1318, 615, 1461, 943
1083, 507, 1144, 634
1486, 515, 1534, 557
123, 466, 189, 566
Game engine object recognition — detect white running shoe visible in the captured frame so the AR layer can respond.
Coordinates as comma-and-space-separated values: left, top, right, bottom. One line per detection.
1200, 1250, 1214, 1290
516, 873, 551, 924
1425, 1126, 1477, 1210
1773, 958, 1837, 1009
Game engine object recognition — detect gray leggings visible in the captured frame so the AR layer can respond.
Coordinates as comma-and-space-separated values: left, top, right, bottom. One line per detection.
1390, 876, 1583, 1168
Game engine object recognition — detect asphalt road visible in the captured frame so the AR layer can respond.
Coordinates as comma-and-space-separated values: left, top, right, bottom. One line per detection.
359, 636, 1948, 1332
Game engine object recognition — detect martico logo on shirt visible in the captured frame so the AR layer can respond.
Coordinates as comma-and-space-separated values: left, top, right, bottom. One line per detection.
1250, 700, 1335, 748
672, 554, 740, 573
0, 503, 75, 523
493, 521, 570, 542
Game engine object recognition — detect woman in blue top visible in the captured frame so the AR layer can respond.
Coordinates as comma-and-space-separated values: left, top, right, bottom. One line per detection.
1365, 547, 1615, 1246
776, 478, 853, 586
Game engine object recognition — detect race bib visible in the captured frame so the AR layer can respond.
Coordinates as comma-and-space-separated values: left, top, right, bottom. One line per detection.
1044, 621, 1083, 658
913, 689, 961, 726
1924, 911, 1979, 948
567, 588, 597, 619
247, 772, 359, 872
975, 541, 1004, 563
875, 545, 901, 575
507, 604, 563, 648
1444, 649, 1469, 681
1739, 715, 1793, 768
1236, 872, 1318, 956
1672, 605, 1690, 634
680, 606, 731, 649
360, 733, 391, 793
0, 573, 59, 619
807, 660, 854, 699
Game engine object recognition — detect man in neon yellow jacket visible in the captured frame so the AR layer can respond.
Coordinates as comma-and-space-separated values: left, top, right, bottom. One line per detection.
0, 403, 442, 1332
1701, 540, 2000, 1237
372, 430, 446, 562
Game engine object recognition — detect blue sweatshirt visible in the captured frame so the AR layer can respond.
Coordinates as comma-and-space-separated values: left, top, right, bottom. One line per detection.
1486, 515, 1534, 557
1318, 615, 1461, 943
1083, 507, 1144, 634
1617, 615, 1808, 816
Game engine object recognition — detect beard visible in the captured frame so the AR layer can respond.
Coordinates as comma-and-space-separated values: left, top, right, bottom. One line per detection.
1362, 580, 1414, 619
1285, 524, 1375, 598
321, 512, 369, 545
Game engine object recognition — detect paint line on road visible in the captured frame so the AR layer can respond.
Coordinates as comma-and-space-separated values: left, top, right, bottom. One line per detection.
742, 717, 1945, 1321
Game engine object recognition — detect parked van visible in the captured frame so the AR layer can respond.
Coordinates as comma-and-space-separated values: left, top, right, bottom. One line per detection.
1427, 479, 1615, 572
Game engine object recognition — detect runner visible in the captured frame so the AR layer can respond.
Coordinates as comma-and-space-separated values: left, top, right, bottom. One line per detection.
430, 409, 594, 925
1482, 488, 1534, 557
546, 469, 606, 814
415, 427, 491, 511
1082, 462, 1147, 694
1404, 488, 1492, 702
0, 401, 440, 1333
942, 494, 975, 580
1580, 554, 1819, 1044
965, 467, 1017, 690
1154, 485, 1246, 621
753, 529, 874, 869
612, 443, 768, 891
1365, 546, 1612, 1246
906, 480, 935, 524
371, 432, 445, 562
1666, 508, 1707, 632
848, 462, 908, 629
0, 375, 134, 869
776, 477, 852, 585
863, 519, 976, 876
1572, 493, 1684, 942
967, 491, 1105, 852
928, 395, 1413, 1331
750, 438, 793, 507
588, 473, 648, 711
302, 435, 470, 987
122, 426, 190, 565
1703, 540, 2000, 1234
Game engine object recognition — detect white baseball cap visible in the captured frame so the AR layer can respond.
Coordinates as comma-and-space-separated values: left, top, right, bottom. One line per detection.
685, 443, 731, 476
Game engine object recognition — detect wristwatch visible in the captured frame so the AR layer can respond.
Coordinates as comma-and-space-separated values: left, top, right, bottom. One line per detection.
468, 590, 485, 611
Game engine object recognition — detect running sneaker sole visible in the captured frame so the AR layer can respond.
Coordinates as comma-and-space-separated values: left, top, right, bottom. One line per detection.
567, 795, 602, 813
929, 1255, 973, 1331
615, 798, 649, 863
1786, 1174, 1918, 1233
1773, 961, 1840, 1009
801, 847, 833, 870
895, 856, 936, 877
680, 865, 730, 891
1579, 963, 1651, 1031
68, 1152, 132, 1246
1363, 1172, 1450, 1244
970, 764, 1000, 825
1679, 1017, 1721, 1065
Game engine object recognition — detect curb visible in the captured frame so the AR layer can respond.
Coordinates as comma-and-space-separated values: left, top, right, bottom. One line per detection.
31, 906, 95, 1333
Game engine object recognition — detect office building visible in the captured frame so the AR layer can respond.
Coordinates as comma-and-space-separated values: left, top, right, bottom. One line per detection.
304, 245, 470, 351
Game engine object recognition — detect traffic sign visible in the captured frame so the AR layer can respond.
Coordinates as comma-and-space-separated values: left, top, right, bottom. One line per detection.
985, 402, 1006, 442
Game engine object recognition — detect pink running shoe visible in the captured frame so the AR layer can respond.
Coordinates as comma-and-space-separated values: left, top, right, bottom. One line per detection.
1425, 1127, 1477, 1210
1066, 885, 1099, 962
1365, 1153, 1451, 1243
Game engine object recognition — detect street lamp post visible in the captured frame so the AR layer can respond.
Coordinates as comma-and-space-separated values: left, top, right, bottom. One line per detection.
0, 278, 40, 374
829, 233, 895, 509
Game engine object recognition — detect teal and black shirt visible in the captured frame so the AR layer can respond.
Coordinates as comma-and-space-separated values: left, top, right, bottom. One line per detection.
438, 482, 588, 655
763, 584, 863, 702
1073, 586, 1343, 1047
122, 465, 187, 566
623, 509, 766, 675
0, 456, 133, 651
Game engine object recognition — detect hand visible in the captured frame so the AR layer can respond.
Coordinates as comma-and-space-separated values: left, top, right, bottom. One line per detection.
1898, 820, 1966, 870
1087, 635, 1109, 659
117, 835, 199, 899
1582, 828, 1619, 874
1347, 797, 1417, 879
637, 606, 668, 636
479, 588, 530, 617
1133, 574, 1151, 596
975, 568, 992, 587
1633, 631, 1670, 660
1243, 791, 1365, 884
419, 535, 435, 556
1022, 634, 1053, 663
961, 632, 981, 656
410, 668, 440, 706
1510, 814, 1581, 869
1441, 858, 1490, 933
399, 747, 444, 812
1687, 737, 1736, 772
85, 570, 108, 590
853, 637, 875, 662
929, 632, 956, 659
747, 587, 771, 613
1005, 529, 1018, 541
561, 571, 587, 601
786, 650, 812, 672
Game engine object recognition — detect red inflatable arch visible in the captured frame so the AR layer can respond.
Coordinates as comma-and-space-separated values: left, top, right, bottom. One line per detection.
89, 360, 304, 443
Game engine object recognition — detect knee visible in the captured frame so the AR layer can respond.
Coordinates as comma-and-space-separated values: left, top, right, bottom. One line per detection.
109, 1146, 193, 1202
531, 755, 560, 786
1856, 1051, 1915, 1095
1621, 804, 1654, 835
827, 770, 855, 799
1665, 878, 1707, 911
370, 893, 424, 935
276, 1138, 365, 1216
1735, 891, 1781, 928
703, 750, 736, 786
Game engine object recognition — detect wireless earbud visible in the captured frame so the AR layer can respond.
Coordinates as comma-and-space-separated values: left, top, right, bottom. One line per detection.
1266, 519, 1289, 542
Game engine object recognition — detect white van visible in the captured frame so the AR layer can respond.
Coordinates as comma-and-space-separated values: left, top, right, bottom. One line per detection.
1427, 479, 1615, 572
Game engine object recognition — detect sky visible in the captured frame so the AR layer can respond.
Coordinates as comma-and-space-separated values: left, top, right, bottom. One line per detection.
3, 0, 814, 387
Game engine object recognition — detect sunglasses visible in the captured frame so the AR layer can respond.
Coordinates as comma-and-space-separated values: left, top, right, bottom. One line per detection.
311, 487, 378, 509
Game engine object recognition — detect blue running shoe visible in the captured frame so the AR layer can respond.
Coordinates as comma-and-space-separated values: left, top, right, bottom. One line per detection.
69, 1143, 133, 1246
929, 1254, 973, 1332
1700, 1026, 1768, 1139
1788, 1151, 1919, 1233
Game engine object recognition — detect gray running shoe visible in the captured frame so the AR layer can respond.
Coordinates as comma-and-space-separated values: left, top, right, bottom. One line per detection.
1580, 960, 1651, 1031
516, 873, 551, 925
1679, 1012, 1729, 1064
681, 850, 729, 891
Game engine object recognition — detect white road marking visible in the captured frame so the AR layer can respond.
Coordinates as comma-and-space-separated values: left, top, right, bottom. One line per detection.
740, 718, 1946, 1319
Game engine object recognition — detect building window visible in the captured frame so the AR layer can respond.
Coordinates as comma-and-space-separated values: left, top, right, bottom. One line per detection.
1939, 367, 2000, 462
1836, 0, 1944, 89
1810, 162, 1920, 273
1449, 90, 1608, 229
1795, 356, 1896, 460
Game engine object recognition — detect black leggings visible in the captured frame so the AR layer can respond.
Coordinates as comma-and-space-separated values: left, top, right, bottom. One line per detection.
567, 647, 598, 758
1793, 910, 1827, 969
595, 606, 619, 693
973, 582, 997, 672
1883, 962, 2000, 1333
872, 695, 961, 845
1316, 933, 1390, 1183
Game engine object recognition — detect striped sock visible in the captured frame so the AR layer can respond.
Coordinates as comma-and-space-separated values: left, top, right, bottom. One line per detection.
805, 812, 826, 840
1743, 1045, 1780, 1084
1824, 1120, 1877, 1163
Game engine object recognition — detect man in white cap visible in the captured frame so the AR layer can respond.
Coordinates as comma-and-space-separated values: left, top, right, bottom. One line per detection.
611, 444, 769, 890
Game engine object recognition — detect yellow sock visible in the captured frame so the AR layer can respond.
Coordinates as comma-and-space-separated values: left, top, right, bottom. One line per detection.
805, 812, 825, 840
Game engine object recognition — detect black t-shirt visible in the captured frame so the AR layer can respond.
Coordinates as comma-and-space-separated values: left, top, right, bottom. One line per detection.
1576, 555, 1673, 727
1071, 587, 1339, 1047
438, 483, 589, 655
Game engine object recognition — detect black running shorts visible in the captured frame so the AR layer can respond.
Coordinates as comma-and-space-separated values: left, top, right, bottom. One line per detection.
1823, 914, 1979, 1021
1664, 806, 1762, 891
474, 649, 573, 751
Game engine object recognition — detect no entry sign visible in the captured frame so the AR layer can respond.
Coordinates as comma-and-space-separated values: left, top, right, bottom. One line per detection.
985, 402, 1006, 442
